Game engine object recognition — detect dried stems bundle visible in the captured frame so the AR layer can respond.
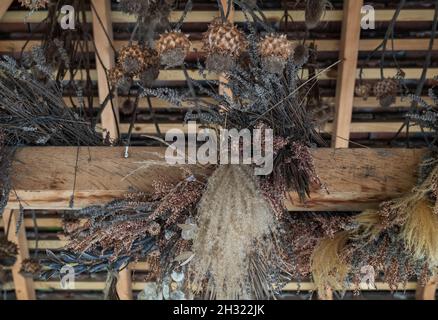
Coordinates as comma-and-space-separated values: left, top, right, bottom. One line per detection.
189, 165, 285, 300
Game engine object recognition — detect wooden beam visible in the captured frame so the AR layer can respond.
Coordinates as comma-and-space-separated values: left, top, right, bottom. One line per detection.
91, 0, 119, 140
2, 209, 36, 300
116, 267, 133, 300
416, 277, 437, 300
7, 147, 426, 211
0, 280, 419, 292
332, 0, 363, 148
0, 0, 13, 21
2, 9, 437, 24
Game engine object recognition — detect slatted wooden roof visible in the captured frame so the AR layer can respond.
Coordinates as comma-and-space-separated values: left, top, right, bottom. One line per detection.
0, 0, 437, 300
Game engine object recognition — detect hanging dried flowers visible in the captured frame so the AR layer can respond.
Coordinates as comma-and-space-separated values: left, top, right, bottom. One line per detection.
19, 258, 42, 278
305, 0, 332, 30
0, 237, 17, 267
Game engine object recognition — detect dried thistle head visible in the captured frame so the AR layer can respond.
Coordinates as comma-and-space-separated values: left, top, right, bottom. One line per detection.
20, 258, 42, 277
156, 31, 191, 67
0, 237, 18, 267
305, 0, 332, 30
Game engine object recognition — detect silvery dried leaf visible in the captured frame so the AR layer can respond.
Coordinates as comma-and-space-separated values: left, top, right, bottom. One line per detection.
138, 282, 162, 300
174, 251, 195, 267
171, 270, 184, 283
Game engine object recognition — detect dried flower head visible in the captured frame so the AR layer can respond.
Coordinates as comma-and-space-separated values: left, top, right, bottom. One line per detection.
19, 0, 49, 10
156, 31, 191, 67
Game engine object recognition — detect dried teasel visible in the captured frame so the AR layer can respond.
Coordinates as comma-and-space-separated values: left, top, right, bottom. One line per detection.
305, 0, 332, 30
373, 78, 399, 107
156, 31, 191, 67
355, 82, 372, 100
293, 43, 310, 66
202, 19, 247, 73
19, 258, 42, 278
118, 44, 146, 77
0, 236, 18, 267
258, 34, 293, 74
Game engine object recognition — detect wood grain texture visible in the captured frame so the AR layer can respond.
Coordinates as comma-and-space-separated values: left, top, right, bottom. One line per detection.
415, 277, 437, 300
332, 0, 363, 148
91, 0, 119, 140
0, 0, 13, 21
2, 209, 36, 300
7, 147, 426, 211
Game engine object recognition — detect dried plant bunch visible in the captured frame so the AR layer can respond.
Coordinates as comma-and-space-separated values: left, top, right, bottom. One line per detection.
42, 175, 204, 285
258, 34, 293, 74
19, 0, 49, 10
373, 78, 399, 108
156, 31, 191, 67
189, 165, 286, 300
311, 158, 438, 294
305, 0, 332, 30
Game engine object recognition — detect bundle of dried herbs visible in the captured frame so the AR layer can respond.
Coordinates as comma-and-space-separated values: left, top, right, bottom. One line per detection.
311, 79, 438, 298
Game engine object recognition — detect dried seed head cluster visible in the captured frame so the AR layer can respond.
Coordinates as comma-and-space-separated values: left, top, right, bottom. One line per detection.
19, 0, 49, 10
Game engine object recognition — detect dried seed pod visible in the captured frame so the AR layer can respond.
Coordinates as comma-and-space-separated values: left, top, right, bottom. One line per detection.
19, 258, 42, 277
305, 0, 331, 30
147, 222, 161, 236
293, 44, 310, 66
139, 48, 160, 86
259, 34, 293, 74
109, 66, 132, 90
202, 19, 247, 72
156, 31, 191, 67
19, 0, 49, 10
0, 237, 18, 267
118, 45, 146, 76
120, 99, 136, 116
355, 83, 372, 100
373, 78, 398, 107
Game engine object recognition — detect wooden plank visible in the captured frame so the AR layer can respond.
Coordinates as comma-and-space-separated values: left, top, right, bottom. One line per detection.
115, 122, 427, 136
116, 267, 133, 300
6, 147, 426, 212
0, 0, 13, 21
416, 277, 437, 300
332, 0, 363, 148
1, 9, 437, 24
91, 0, 119, 140
1, 280, 419, 292
2, 209, 36, 300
